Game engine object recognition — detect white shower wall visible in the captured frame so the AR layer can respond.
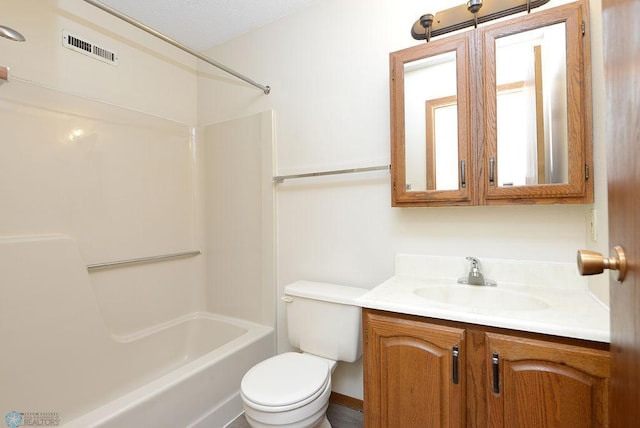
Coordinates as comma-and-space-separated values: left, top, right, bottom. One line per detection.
198, 111, 276, 327
0, 1, 205, 331
1, 1, 277, 331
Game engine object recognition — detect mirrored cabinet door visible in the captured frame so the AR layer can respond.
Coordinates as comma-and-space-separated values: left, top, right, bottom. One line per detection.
481, 2, 592, 204
390, 33, 473, 206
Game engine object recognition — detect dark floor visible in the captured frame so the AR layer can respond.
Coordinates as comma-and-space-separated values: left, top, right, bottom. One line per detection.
226, 402, 364, 428
326, 402, 364, 427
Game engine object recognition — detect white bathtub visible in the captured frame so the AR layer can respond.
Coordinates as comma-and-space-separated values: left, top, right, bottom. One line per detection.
64, 312, 273, 428
0, 236, 274, 428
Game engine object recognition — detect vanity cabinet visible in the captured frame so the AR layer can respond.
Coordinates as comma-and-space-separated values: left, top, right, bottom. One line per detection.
390, 1, 592, 207
486, 332, 609, 427
363, 309, 610, 427
363, 310, 466, 427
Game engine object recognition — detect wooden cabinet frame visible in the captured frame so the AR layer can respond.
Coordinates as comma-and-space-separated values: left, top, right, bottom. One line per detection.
390, 0, 593, 207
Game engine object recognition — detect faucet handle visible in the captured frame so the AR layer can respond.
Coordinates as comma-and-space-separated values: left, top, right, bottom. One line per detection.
465, 256, 484, 286
466, 256, 480, 270
462, 257, 497, 286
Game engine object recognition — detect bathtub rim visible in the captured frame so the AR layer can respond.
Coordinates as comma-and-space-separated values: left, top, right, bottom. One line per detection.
108, 310, 252, 343
63, 311, 274, 427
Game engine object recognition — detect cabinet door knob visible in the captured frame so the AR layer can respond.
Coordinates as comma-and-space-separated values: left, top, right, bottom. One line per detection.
577, 245, 627, 283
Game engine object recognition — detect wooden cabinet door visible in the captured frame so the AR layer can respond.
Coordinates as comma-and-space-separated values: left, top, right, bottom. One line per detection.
363, 310, 465, 428
480, 1, 593, 205
486, 332, 610, 428
390, 33, 474, 207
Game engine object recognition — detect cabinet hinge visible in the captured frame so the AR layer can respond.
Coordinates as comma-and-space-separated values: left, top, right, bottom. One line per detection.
581, 20, 586, 36
364, 328, 368, 344
391, 68, 395, 81
585, 164, 590, 180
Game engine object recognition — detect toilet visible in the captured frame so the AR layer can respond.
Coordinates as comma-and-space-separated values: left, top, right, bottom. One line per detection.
240, 280, 367, 428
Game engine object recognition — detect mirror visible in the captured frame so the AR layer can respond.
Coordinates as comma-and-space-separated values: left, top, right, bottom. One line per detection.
404, 51, 459, 191
400, 23, 570, 192
494, 22, 568, 187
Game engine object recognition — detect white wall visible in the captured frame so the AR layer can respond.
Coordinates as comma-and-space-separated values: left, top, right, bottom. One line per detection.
199, 0, 610, 399
2, 0, 198, 123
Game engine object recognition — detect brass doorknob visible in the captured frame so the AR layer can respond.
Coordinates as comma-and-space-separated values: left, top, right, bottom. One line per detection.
577, 246, 627, 282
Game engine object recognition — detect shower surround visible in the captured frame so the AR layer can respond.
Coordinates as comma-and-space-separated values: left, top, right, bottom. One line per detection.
0, 77, 275, 426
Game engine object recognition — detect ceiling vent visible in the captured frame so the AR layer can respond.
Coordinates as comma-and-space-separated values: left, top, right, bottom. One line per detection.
62, 30, 118, 66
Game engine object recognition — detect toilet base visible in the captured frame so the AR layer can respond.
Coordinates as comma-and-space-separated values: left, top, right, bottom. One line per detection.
316, 415, 331, 428
243, 410, 331, 428
244, 396, 331, 428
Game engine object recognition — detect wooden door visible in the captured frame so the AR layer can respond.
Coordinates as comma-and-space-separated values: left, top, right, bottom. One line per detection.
363, 310, 465, 428
486, 332, 610, 427
602, 0, 640, 425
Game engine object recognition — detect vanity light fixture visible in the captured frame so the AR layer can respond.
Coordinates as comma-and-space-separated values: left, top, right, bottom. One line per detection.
419, 13, 435, 42
467, 0, 483, 27
412, 0, 550, 42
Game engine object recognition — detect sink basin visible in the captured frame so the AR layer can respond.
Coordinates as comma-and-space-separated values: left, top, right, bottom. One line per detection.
413, 285, 549, 311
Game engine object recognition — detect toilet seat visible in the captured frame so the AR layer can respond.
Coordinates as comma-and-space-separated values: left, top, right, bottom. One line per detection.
241, 352, 331, 412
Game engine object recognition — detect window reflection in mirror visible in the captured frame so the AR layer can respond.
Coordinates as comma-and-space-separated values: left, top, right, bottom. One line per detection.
495, 22, 568, 187
426, 97, 458, 190
404, 51, 458, 191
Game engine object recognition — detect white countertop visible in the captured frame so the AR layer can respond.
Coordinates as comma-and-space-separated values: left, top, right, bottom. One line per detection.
358, 275, 610, 343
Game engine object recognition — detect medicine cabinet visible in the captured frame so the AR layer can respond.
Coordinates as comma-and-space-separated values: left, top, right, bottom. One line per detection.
390, 1, 592, 207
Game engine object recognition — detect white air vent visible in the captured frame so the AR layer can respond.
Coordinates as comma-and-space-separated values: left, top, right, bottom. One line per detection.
62, 30, 118, 66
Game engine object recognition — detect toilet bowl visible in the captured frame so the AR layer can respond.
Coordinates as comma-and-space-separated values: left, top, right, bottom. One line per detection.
241, 353, 335, 428
239, 281, 367, 428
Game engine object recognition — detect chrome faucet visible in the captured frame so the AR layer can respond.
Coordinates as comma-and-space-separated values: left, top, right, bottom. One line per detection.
458, 256, 497, 286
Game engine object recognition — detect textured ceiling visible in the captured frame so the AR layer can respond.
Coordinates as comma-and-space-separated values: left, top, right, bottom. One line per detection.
98, 0, 318, 51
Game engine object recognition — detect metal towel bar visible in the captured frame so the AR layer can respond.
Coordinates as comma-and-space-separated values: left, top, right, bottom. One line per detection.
273, 164, 390, 183
86, 250, 201, 271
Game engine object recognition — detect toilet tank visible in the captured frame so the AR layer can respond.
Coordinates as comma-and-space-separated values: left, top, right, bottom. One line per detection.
284, 281, 368, 363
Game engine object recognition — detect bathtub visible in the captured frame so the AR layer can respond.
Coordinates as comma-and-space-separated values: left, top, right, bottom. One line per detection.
64, 312, 274, 428
0, 236, 274, 428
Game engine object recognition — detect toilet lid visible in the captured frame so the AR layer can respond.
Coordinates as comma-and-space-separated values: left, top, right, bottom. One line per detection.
241, 352, 330, 408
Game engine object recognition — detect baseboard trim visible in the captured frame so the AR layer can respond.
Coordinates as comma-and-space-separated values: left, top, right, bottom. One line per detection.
330, 392, 364, 412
